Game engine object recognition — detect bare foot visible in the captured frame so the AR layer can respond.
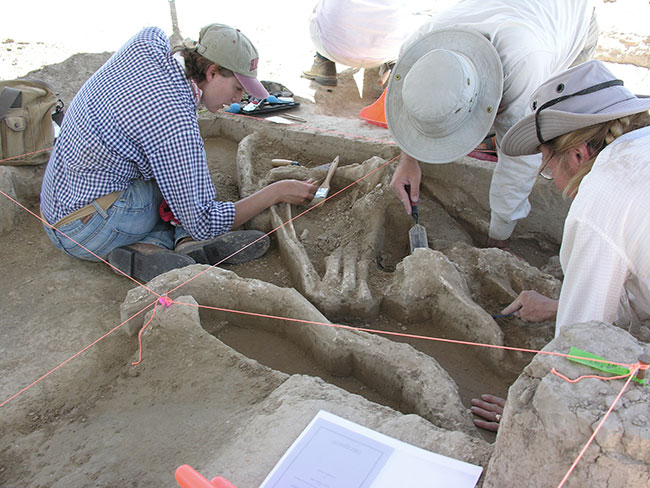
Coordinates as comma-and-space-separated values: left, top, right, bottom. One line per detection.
471, 394, 505, 432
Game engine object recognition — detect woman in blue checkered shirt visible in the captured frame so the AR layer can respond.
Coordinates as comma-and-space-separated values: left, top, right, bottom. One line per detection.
40, 24, 317, 282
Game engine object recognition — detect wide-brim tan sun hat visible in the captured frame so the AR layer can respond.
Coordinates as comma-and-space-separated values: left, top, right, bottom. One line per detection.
385, 27, 503, 164
501, 60, 650, 157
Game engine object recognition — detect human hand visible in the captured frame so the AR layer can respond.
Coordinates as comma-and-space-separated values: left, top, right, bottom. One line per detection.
269, 179, 318, 206
501, 290, 558, 322
486, 236, 524, 260
471, 394, 505, 432
486, 237, 510, 250
389, 152, 421, 215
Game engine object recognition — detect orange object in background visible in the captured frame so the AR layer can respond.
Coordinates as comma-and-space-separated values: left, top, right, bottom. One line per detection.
175, 465, 238, 488
360, 87, 388, 128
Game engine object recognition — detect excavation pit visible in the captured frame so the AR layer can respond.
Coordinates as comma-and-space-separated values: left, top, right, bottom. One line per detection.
2, 68, 648, 488
114, 123, 570, 448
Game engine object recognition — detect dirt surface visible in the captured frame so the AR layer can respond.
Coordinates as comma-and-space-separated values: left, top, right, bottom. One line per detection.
2, 1, 650, 486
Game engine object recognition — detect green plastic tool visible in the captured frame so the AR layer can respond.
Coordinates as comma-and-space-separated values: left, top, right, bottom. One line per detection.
567, 346, 645, 386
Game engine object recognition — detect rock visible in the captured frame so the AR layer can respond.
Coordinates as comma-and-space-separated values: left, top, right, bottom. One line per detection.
596, 33, 650, 69
483, 322, 650, 487
0, 168, 17, 234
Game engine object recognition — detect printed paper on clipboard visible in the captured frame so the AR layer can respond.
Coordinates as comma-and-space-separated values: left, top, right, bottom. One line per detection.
258, 410, 482, 488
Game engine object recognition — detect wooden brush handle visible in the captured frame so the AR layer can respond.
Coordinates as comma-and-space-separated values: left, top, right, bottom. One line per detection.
321, 156, 339, 188
272, 158, 300, 167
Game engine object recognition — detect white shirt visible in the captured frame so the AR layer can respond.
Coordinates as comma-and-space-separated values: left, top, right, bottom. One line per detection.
311, 0, 417, 68
402, 0, 596, 240
556, 127, 650, 335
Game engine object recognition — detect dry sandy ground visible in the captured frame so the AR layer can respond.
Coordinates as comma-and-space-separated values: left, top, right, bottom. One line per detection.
1, 1, 649, 486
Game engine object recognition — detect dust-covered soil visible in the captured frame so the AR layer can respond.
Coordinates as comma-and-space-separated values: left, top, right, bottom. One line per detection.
1, 1, 650, 486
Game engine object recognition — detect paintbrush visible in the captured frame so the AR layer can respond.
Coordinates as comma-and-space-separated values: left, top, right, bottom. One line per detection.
308, 156, 339, 207
272, 158, 301, 167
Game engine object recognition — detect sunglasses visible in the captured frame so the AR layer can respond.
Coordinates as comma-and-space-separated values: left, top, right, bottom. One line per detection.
538, 159, 554, 180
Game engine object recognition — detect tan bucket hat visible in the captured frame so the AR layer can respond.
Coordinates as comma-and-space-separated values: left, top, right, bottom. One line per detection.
385, 27, 503, 164
194, 23, 269, 99
501, 60, 650, 157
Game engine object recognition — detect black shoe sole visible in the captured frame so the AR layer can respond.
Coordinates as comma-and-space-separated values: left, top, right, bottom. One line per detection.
108, 247, 195, 282
301, 73, 337, 86
179, 231, 270, 265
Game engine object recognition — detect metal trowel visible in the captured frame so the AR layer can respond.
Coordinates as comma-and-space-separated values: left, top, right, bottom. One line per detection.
406, 186, 429, 253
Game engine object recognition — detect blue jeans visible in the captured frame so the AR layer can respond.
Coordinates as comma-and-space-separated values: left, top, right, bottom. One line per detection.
43, 179, 189, 262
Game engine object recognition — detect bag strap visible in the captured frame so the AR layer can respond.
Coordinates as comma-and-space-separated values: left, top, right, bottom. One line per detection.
0, 86, 22, 118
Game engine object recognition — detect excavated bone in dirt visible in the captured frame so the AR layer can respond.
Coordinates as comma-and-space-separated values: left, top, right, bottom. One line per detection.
272, 203, 377, 318
441, 242, 561, 307
269, 156, 392, 319
437, 242, 561, 368
120, 265, 479, 435
383, 249, 506, 368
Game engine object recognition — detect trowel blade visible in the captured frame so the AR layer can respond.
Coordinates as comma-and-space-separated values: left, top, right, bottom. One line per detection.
409, 224, 429, 252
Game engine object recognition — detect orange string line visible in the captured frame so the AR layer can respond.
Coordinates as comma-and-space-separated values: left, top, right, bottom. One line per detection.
556, 368, 637, 488
0, 188, 163, 297
552, 368, 632, 383
0, 146, 53, 164
131, 295, 174, 365
0, 301, 155, 408
131, 301, 160, 366
172, 298, 640, 370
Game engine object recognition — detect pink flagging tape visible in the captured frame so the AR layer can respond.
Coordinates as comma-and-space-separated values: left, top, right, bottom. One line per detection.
0, 146, 53, 164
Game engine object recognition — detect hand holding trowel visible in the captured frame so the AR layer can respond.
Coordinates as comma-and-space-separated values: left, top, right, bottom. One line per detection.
406, 185, 429, 252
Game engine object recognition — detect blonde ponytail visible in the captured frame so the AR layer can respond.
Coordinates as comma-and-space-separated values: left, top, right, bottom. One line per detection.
542, 111, 650, 197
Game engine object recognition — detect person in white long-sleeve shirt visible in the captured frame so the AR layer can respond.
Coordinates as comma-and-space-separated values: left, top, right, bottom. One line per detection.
472, 60, 650, 431
500, 60, 650, 335
386, 0, 598, 250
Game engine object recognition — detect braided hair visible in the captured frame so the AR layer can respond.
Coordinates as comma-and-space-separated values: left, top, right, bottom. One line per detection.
541, 111, 650, 197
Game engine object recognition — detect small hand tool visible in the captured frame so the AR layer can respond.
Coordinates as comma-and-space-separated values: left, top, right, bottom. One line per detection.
492, 312, 516, 319
277, 113, 307, 123
308, 156, 339, 207
272, 158, 301, 167
406, 185, 429, 253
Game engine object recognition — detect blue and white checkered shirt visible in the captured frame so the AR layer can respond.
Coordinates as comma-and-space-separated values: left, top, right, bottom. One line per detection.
40, 27, 235, 239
